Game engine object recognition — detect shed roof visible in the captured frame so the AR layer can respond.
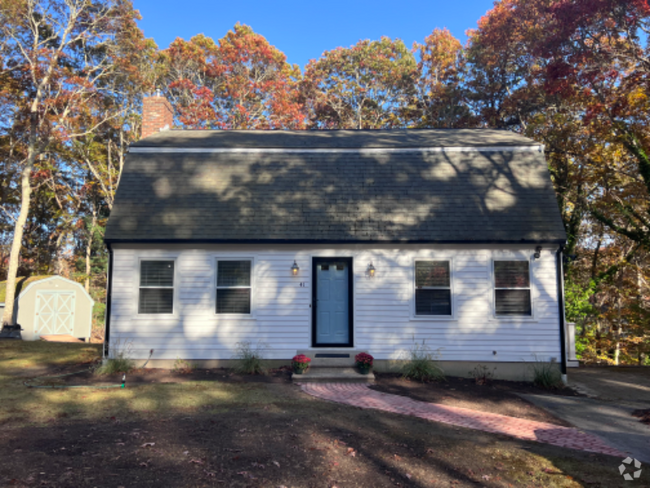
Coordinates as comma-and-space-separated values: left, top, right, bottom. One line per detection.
105, 130, 566, 244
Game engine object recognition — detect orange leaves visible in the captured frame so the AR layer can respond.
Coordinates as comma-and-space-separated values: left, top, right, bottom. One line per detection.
159, 24, 305, 130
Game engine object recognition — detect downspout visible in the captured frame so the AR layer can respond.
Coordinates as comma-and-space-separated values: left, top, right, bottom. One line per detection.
556, 244, 568, 383
103, 243, 114, 359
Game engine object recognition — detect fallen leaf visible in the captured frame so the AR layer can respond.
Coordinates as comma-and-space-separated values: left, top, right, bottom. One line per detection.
482, 474, 491, 481
141, 442, 155, 448
405, 473, 412, 479
272, 461, 280, 468
189, 459, 204, 465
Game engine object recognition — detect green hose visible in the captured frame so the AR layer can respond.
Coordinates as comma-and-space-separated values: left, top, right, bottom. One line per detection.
23, 350, 154, 389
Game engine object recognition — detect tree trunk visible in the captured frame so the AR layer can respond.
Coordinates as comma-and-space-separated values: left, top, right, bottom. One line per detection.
85, 210, 97, 293
1, 161, 34, 325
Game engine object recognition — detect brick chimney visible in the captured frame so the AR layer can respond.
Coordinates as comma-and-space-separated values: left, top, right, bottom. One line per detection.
141, 92, 173, 139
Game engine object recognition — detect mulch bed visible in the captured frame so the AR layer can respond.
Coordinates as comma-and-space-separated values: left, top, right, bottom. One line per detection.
632, 408, 650, 425
371, 373, 579, 427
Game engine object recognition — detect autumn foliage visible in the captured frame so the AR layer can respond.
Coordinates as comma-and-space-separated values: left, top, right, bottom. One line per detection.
1, 2, 649, 362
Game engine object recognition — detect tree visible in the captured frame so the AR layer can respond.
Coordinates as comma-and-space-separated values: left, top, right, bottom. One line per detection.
412, 28, 474, 128
0, 0, 144, 325
158, 25, 305, 129
302, 37, 418, 129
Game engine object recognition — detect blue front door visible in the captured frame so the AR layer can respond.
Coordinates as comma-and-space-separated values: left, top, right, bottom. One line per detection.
314, 259, 351, 346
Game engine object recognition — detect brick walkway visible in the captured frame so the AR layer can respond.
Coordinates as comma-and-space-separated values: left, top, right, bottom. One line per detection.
299, 383, 625, 457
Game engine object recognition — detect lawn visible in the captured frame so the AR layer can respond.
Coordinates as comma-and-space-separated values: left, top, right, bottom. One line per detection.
0, 341, 637, 487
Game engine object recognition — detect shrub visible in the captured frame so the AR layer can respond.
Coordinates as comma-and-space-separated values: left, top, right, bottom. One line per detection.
401, 340, 445, 382
172, 357, 195, 374
529, 359, 563, 389
469, 364, 495, 385
233, 341, 267, 375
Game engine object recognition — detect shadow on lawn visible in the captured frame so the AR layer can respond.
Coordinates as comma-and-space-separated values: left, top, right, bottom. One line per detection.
0, 381, 637, 487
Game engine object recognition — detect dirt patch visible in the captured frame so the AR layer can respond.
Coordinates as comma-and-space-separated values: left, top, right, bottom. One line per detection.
632, 408, 650, 425
372, 374, 579, 427
0, 393, 633, 488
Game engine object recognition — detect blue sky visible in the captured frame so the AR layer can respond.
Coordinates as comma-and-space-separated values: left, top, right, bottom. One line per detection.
134, 0, 496, 68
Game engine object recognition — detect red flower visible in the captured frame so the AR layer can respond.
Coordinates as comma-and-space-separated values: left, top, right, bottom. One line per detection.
292, 354, 311, 364
355, 352, 374, 366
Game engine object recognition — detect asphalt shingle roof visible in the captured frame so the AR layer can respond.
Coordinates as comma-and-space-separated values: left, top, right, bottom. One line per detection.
105, 130, 566, 243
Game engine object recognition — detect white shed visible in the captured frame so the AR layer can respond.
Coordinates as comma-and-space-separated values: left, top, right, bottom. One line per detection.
10, 276, 94, 341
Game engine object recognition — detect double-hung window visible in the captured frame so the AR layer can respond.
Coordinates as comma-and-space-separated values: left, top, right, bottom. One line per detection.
216, 260, 252, 314
139, 260, 174, 314
493, 260, 532, 316
415, 260, 452, 316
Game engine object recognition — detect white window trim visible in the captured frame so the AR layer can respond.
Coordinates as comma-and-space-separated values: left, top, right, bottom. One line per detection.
410, 257, 457, 321
489, 255, 537, 321
213, 257, 256, 318
136, 257, 178, 316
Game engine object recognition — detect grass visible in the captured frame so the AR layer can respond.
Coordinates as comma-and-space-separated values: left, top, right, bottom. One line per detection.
401, 340, 445, 382
0, 341, 638, 487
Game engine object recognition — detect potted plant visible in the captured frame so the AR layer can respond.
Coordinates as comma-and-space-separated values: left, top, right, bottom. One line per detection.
292, 354, 311, 374
355, 352, 374, 374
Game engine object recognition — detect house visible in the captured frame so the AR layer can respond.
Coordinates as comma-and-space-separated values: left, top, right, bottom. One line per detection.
103, 95, 568, 380
0, 276, 94, 341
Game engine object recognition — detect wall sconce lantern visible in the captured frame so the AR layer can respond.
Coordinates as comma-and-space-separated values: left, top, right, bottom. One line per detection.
291, 260, 300, 276
533, 246, 542, 260
367, 262, 376, 277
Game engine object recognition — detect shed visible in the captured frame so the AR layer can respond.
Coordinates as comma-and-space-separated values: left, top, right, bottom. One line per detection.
1, 276, 94, 341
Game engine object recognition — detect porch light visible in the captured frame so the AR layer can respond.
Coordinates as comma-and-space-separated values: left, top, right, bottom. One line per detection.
291, 260, 300, 276
533, 246, 542, 260
368, 262, 376, 277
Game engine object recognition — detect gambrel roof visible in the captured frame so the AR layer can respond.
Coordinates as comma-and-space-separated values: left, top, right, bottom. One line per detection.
105, 129, 567, 244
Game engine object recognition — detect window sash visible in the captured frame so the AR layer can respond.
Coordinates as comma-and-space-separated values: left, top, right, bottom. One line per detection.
493, 260, 532, 316
138, 260, 174, 314
216, 260, 252, 314
415, 260, 452, 316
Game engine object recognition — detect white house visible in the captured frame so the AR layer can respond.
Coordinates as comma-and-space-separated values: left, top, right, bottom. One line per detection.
103, 95, 568, 380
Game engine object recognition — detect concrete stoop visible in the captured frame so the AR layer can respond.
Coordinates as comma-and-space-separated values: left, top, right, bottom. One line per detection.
292, 367, 375, 384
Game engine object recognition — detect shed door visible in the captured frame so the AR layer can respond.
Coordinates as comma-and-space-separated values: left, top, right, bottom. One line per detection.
34, 291, 76, 337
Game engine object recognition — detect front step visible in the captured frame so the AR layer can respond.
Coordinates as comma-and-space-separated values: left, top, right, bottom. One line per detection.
295, 349, 368, 367
292, 367, 375, 384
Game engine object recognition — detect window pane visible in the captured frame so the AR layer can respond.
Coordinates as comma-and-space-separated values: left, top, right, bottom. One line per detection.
496, 289, 531, 315
415, 289, 452, 315
217, 261, 251, 287
494, 261, 530, 288
139, 289, 173, 314
217, 289, 251, 314
416, 261, 450, 288
140, 261, 174, 287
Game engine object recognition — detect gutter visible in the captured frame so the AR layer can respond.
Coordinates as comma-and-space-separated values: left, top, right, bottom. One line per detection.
104, 243, 114, 358
104, 238, 568, 246
556, 244, 568, 381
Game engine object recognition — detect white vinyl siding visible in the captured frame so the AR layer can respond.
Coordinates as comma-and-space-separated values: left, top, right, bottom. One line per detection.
109, 244, 561, 363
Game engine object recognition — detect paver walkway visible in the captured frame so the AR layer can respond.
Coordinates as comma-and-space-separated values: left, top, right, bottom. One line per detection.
299, 383, 625, 457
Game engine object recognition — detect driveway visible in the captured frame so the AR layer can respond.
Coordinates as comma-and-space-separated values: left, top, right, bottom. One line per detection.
519, 367, 650, 463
